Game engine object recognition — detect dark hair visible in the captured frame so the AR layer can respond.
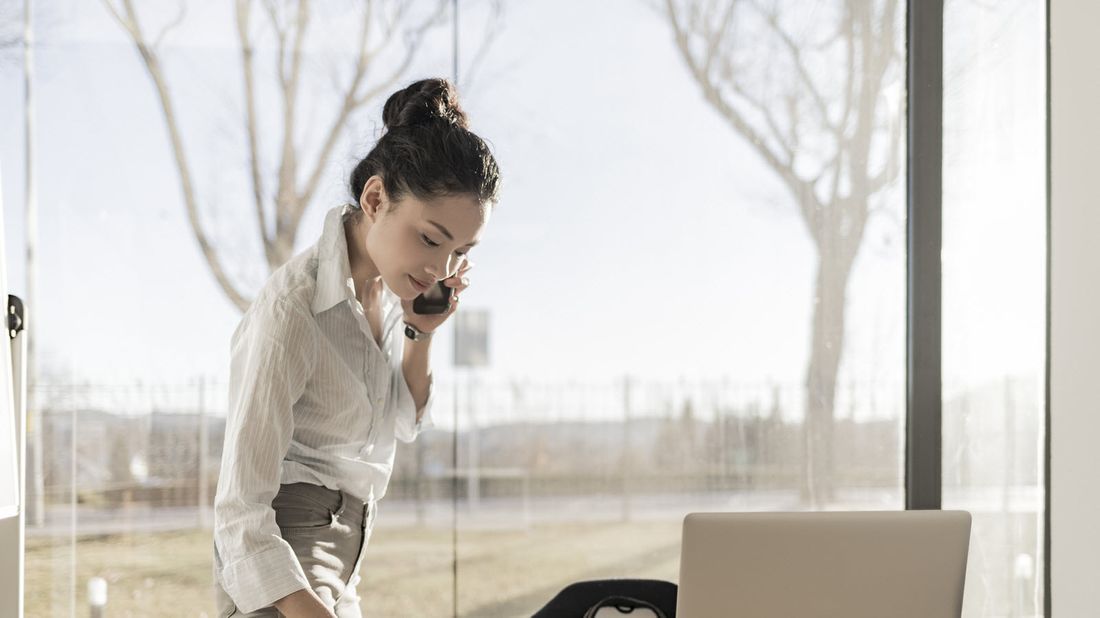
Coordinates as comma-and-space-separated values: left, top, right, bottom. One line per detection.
349, 78, 501, 211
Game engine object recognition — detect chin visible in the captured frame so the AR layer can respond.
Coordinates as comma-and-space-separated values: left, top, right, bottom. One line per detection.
392, 274, 422, 300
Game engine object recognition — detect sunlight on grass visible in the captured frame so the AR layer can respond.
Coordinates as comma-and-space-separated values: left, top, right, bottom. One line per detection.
26, 521, 682, 617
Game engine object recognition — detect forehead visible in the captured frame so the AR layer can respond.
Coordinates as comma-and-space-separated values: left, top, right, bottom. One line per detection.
401, 193, 490, 232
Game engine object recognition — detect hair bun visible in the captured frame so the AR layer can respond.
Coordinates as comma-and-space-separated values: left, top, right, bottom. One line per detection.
382, 78, 469, 132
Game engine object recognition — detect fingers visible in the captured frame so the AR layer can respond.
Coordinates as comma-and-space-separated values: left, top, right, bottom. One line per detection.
445, 266, 472, 290
440, 292, 459, 319
444, 261, 474, 307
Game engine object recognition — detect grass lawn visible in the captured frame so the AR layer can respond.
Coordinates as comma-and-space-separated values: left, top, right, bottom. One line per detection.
25, 520, 682, 617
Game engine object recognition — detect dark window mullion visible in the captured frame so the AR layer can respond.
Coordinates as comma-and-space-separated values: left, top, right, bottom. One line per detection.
905, 0, 944, 511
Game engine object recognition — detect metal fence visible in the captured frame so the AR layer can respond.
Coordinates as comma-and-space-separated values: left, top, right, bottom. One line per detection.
21, 373, 1041, 532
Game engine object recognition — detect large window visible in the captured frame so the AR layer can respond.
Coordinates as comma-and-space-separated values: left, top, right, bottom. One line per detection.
942, 0, 1048, 615
417, 1, 908, 614
0, 0, 1045, 616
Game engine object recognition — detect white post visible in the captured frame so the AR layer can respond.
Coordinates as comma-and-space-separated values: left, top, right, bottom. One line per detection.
88, 576, 107, 618
1, 158, 30, 618
466, 372, 479, 512
621, 375, 632, 522
23, 0, 43, 531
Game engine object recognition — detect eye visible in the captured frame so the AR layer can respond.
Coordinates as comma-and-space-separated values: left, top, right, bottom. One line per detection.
423, 232, 469, 257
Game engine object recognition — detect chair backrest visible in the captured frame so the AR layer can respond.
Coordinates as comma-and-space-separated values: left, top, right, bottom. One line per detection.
532, 579, 678, 618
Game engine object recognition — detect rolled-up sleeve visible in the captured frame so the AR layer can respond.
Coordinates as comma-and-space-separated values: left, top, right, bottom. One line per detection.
393, 369, 435, 443
214, 299, 316, 613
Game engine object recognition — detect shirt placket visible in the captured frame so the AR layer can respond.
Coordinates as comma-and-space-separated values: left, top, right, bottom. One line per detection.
362, 351, 387, 448
350, 300, 387, 456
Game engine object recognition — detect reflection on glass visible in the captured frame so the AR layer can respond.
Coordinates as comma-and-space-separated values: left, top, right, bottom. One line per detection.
942, 0, 1047, 616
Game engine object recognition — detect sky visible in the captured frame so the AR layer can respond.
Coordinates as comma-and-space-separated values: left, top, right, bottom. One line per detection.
0, 0, 1045, 422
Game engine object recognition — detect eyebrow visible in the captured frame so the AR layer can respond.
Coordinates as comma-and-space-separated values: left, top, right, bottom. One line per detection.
427, 219, 479, 248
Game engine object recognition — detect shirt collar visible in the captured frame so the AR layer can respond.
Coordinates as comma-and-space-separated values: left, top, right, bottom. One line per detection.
311, 204, 400, 316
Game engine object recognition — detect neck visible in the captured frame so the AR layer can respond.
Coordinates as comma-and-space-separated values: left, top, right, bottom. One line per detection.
343, 211, 383, 305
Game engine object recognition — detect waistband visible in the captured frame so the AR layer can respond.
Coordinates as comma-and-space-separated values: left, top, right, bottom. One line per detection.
276, 482, 374, 528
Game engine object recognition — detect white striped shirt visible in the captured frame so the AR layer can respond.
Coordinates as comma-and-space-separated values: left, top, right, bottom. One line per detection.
213, 203, 435, 613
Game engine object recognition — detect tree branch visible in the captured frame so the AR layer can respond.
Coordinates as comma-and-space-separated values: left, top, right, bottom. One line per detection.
235, 0, 274, 267
263, 0, 289, 90
103, 0, 252, 311
296, 0, 448, 225
271, 0, 310, 266
869, 101, 903, 194
152, 0, 186, 50
666, 0, 823, 241
294, 0, 376, 219
718, 60, 796, 164
751, 0, 839, 138
456, 0, 505, 94
102, 0, 138, 39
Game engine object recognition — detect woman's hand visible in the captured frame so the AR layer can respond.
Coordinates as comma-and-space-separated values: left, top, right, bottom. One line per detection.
400, 259, 474, 334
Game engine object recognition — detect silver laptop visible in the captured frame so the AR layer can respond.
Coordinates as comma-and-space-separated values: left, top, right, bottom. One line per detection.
676, 510, 971, 618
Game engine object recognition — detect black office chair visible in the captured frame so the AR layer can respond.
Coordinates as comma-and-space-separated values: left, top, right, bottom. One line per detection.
531, 578, 678, 618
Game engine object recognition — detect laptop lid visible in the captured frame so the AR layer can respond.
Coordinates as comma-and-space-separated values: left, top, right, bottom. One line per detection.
676, 510, 971, 618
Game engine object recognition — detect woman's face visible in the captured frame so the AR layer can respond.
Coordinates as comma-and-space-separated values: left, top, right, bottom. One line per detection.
360, 177, 490, 300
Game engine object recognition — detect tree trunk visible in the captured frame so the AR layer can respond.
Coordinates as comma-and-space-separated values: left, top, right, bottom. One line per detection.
800, 245, 854, 507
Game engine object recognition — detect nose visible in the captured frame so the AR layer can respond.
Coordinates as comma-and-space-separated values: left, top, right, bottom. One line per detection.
426, 255, 458, 281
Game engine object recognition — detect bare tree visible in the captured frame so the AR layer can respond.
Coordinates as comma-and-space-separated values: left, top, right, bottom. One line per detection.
0, 2, 20, 62
663, 0, 903, 506
102, 0, 501, 312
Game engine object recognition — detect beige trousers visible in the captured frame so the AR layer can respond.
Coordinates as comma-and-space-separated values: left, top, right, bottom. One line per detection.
214, 483, 377, 617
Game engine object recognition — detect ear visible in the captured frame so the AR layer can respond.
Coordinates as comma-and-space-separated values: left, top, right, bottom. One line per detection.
358, 175, 387, 222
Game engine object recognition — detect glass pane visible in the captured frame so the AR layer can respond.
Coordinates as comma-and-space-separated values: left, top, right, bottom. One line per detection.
453, 0, 906, 614
7, 1, 457, 615
23, 386, 77, 617
942, 0, 1047, 616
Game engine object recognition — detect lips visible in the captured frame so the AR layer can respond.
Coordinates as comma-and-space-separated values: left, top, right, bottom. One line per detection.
409, 275, 431, 291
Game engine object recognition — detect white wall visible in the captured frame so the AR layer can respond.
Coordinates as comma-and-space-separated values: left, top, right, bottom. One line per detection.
1050, 0, 1100, 614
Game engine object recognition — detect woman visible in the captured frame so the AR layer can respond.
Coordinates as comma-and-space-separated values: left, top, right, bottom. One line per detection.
213, 78, 501, 618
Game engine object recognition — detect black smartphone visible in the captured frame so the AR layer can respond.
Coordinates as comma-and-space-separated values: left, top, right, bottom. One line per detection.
413, 280, 453, 314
